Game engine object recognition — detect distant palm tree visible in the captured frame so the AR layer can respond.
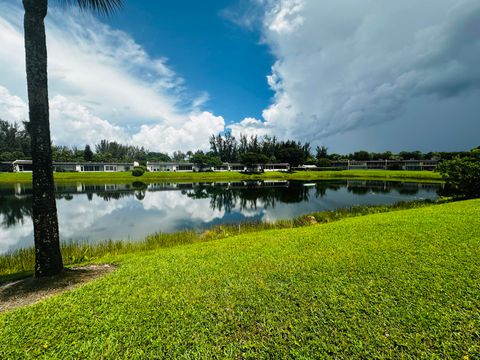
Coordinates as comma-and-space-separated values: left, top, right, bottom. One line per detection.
22, 0, 123, 277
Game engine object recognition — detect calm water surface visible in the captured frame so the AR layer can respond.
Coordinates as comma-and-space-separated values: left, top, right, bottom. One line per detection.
0, 180, 441, 254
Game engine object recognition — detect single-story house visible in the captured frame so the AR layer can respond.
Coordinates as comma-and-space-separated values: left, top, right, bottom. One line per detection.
146, 162, 290, 173
147, 162, 197, 172
330, 160, 438, 171
12, 160, 33, 172
12, 160, 134, 173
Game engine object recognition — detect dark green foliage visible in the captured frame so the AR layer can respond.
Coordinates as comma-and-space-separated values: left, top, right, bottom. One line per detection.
209, 133, 311, 165
315, 145, 328, 160
171, 150, 186, 162
276, 140, 309, 166
0, 120, 31, 160
190, 151, 222, 170
352, 150, 371, 161
317, 158, 331, 167
95, 139, 148, 162
399, 150, 423, 160
83, 145, 93, 161
51, 140, 170, 163
471, 147, 480, 159
51, 145, 84, 162
370, 151, 393, 160
131, 166, 145, 177
239, 152, 269, 168
209, 131, 238, 162
437, 158, 480, 198
146, 152, 171, 162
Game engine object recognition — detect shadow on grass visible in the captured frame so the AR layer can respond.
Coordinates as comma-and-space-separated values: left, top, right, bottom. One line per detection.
0, 271, 33, 286
0, 264, 116, 313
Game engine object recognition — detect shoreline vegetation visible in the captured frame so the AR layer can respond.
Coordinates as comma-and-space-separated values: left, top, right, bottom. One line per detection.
0, 169, 443, 184
0, 198, 478, 358
1, 199, 443, 280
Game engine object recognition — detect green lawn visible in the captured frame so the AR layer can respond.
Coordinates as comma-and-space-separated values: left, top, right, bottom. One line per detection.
1, 200, 478, 358
0, 169, 442, 184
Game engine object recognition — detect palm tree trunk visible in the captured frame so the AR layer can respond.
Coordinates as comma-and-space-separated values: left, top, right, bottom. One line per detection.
23, 0, 63, 277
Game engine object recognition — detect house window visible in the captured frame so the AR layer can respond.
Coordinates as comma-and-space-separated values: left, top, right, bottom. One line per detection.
178, 165, 193, 171
82, 165, 102, 172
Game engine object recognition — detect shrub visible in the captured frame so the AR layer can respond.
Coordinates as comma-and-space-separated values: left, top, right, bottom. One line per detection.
132, 166, 145, 177
437, 158, 480, 198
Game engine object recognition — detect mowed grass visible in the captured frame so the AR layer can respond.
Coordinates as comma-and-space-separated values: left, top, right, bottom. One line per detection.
1, 200, 479, 359
0, 169, 442, 184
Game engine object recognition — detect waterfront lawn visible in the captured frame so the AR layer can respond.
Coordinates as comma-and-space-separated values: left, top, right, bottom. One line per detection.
0, 199, 478, 358
0, 169, 442, 184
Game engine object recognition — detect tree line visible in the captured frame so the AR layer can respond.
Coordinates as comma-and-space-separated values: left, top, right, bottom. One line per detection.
206, 133, 479, 168
1, 119, 478, 166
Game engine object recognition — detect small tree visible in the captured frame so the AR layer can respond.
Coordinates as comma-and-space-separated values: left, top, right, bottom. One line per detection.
84, 145, 94, 162
315, 145, 328, 160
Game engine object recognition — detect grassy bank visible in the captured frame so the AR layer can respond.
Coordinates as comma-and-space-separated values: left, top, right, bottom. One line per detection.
0, 169, 442, 184
0, 200, 436, 278
1, 199, 479, 358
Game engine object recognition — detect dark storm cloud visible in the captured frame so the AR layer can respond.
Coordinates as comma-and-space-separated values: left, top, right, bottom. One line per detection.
233, 0, 480, 152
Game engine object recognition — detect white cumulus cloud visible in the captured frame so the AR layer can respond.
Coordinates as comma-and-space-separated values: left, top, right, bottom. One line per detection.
132, 111, 225, 153
49, 96, 129, 146
0, 1, 226, 152
0, 86, 28, 125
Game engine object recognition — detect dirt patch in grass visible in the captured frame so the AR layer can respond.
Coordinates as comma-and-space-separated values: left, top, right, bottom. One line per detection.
0, 264, 116, 313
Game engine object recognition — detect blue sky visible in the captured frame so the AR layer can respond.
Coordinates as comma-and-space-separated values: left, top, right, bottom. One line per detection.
0, 0, 479, 153
105, 0, 274, 124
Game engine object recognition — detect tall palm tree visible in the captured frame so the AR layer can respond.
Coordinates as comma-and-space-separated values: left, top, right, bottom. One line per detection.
23, 0, 123, 277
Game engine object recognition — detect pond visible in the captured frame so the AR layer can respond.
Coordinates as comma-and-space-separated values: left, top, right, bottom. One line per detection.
0, 180, 441, 254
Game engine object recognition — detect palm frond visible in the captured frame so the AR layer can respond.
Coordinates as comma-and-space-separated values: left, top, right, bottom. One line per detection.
55, 0, 123, 15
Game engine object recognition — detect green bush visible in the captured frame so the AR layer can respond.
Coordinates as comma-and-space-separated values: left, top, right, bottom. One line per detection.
437, 158, 480, 198
131, 166, 145, 177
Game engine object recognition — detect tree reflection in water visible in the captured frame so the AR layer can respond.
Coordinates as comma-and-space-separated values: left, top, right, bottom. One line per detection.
0, 194, 32, 227
0, 180, 440, 228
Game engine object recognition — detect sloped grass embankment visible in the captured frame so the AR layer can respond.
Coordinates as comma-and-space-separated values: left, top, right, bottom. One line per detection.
0, 200, 479, 358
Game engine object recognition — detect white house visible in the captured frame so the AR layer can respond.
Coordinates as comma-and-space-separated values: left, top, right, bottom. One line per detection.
12, 160, 134, 173
146, 162, 290, 172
